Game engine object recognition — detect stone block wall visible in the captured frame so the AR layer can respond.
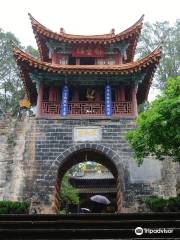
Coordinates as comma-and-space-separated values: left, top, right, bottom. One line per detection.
0, 117, 179, 213
31, 118, 178, 213
0, 116, 36, 201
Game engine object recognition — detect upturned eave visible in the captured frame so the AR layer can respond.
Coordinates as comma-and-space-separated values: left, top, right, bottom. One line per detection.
13, 45, 161, 105
28, 13, 144, 62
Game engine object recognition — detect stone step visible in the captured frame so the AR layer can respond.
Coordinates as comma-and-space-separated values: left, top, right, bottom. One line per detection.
0, 219, 179, 229
0, 213, 179, 239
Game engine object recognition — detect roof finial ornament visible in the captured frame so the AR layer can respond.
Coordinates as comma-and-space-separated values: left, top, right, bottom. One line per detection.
28, 13, 32, 19
60, 27, 65, 34
110, 28, 115, 35
28, 13, 35, 22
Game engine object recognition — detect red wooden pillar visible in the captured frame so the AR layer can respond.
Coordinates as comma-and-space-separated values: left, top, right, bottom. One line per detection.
119, 53, 122, 64
115, 53, 122, 64
52, 53, 56, 64
131, 83, 137, 117
49, 86, 57, 102
36, 81, 44, 117
118, 84, 125, 101
52, 52, 59, 64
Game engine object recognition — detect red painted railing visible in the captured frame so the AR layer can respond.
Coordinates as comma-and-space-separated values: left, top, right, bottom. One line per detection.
41, 101, 132, 116
112, 101, 132, 115
69, 102, 104, 115
42, 101, 60, 115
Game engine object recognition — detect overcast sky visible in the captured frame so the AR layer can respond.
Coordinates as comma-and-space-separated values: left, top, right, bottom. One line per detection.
0, 0, 179, 48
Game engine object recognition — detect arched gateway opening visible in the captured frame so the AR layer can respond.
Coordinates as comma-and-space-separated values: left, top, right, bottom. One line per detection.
64, 162, 117, 214
52, 145, 125, 214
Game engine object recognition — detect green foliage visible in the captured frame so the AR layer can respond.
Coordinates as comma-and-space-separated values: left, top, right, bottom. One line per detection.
144, 196, 167, 212
60, 174, 79, 205
144, 196, 180, 212
0, 29, 38, 115
0, 201, 29, 214
167, 197, 180, 211
68, 162, 99, 175
127, 76, 180, 165
136, 20, 180, 90
0, 29, 22, 115
25, 45, 39, 59
59, 209, 66, 214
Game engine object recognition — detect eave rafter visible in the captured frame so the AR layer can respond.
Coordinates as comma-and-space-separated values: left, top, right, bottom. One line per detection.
13, 46, 161, 75
13, 45, 161, 105
28, 13, 144, 62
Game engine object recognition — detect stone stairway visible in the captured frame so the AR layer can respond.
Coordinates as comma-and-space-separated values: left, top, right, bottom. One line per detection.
0, 213, 179, 239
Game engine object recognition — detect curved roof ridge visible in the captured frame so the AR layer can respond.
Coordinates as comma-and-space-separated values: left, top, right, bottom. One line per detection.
13, 45, 161, 71
28, 13, 113, 39
60, 33, 115, 39
133, 45, 162, 65
28, 13, 53, 33
116, 15, 144, 37
13, 45, 41, 62
28, 13, 144, 62
28, 13, 143, 40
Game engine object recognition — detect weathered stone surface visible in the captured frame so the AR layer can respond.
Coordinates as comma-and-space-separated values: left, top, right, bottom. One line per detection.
0, 116, 36, 201
0, 117, 179, 214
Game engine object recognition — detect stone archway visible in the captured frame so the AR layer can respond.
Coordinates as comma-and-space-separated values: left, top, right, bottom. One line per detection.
30, 143, 125, 214
52, 144, 125, 214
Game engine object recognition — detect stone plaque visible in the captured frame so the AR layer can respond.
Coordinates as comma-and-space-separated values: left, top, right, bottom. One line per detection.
73, 127, 102, 142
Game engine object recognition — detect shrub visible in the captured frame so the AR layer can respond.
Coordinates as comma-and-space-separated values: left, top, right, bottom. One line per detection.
0, 201, 29, 214
144, 196, 167, 212
167, 196, 180, 211
144, 196, 180, 212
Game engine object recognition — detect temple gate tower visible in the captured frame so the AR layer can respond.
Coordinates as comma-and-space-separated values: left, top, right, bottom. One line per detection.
13, 14, 164, 214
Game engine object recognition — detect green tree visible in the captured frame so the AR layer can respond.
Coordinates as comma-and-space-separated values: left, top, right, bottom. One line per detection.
0, 29, 38, 115
0, 29, 22, 114
60, 174, 79, 213
127, 76, 180, 165
25, 45, 39, 59
136, 20, 180, 89
68, 162, 99, 175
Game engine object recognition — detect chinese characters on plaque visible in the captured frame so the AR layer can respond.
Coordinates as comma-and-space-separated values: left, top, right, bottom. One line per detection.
60, 85, 69, 116
73, 127, 102, 142
105, 85, 112, 116
72, 46, 104, 58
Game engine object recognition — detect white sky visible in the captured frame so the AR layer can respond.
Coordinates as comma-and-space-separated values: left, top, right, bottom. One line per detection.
0, 0, 179, 101
1, 0, 179, 48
